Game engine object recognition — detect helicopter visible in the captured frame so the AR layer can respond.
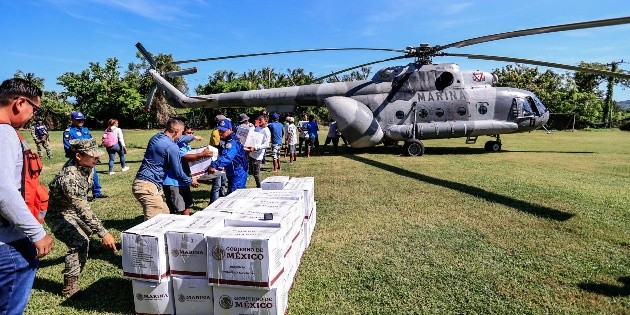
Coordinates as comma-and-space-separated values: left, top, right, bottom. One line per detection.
136, 16, 630, 156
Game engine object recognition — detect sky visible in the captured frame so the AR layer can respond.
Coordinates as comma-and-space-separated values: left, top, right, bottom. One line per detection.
1, 0, 629, 101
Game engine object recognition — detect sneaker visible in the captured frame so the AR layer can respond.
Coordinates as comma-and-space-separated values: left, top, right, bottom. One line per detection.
109, 172, 116, 175
93, 194, 108, 199
121, 166, 130, 172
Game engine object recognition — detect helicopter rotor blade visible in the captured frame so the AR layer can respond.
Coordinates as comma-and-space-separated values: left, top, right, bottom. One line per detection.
173, 48, 405, 64
443, 53, 630, 79
144, 83, 158, 111
439, 16, 630, 50
136, 42, 158, 69
313, 56, 408, 82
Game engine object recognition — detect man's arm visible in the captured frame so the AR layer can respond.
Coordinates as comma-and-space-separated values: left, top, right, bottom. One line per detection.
166, 144, 193, 186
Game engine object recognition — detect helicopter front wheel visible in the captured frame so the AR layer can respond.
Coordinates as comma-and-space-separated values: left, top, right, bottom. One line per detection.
404, 139, 425, 156
484, 141, 502, 152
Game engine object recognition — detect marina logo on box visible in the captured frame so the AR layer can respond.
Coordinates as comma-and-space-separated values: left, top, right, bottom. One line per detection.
219, 295, 233, 309
212, 245, 225, 260
178, 294, 212, 303
136, 293, 168, 301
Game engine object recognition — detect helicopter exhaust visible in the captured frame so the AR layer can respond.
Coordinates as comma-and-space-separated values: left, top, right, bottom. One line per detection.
325, 96, 383, 148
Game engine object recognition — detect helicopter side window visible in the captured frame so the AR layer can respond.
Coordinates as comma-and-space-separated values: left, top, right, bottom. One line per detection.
435, 108, 444, 117
419, 108, 428, 118
457, 106, 467, 116
477, 103, 488, 115
395, 110, 405, 119
435, 72, 454, 90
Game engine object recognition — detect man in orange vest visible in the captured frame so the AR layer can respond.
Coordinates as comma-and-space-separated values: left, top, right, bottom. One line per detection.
0, 78, 54, 314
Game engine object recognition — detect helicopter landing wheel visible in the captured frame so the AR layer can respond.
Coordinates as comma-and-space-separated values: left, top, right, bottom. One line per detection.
404, 139, 425, 156
484, 141, 501, 152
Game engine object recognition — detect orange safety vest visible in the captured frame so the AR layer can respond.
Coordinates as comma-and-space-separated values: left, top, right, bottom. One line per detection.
17, 131, 48, 223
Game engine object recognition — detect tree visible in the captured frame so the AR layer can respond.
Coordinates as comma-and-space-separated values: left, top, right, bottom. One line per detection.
57, 58, 144, 127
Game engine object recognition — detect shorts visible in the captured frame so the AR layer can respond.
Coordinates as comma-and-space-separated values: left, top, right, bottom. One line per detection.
271, 144, 282, 160
163, 185, 193, 213
288, 144, 296, 154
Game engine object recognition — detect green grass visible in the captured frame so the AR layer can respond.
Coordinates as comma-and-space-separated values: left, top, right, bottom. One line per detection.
21, 128, 629, 314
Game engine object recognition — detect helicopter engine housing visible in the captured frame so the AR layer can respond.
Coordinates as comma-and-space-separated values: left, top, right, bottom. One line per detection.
324, 96, 384, 148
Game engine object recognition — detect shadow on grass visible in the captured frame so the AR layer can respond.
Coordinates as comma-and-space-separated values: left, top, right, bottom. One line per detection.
503, 150, 595, 154
579, 276, 630, 297
345, 155, 574, 221
102, 215, 145, 232
66, 277, 133, 313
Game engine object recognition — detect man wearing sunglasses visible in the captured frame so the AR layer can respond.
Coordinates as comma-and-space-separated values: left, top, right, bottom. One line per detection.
62, 111, 106, 199
0, 78, 54, 314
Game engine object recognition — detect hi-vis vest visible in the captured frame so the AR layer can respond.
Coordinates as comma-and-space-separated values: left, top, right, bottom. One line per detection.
17, 132, 48, 223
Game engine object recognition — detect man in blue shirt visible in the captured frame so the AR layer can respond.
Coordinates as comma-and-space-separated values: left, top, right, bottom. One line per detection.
132, 118, 193, 220
62, 111, 105, 199
163, 124, 211, 216
266, 113, 284, 172
208, 119, 248, 194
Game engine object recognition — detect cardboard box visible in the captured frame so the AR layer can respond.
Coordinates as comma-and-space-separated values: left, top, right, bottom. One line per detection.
206, 227, 287, 288
187, 145, 219, 178
166, 214, 226, 278
201, 197, 252, 213
235, 125, 254, 146
212, 278, 288, 315
222, 188, 262, 199
132, 278, 174, 315
285, 177, 315, 217
304, 202, 317, 249
260, 176, 290, 190
172, 276, 214, 315
122, 214, 192, 282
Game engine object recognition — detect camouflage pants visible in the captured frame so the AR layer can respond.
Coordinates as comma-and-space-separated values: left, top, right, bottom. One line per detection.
36, 139, 52, 159
46, 214, 91, 278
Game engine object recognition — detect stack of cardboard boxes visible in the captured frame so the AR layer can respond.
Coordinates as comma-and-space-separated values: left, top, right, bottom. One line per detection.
122, 176, 316, 314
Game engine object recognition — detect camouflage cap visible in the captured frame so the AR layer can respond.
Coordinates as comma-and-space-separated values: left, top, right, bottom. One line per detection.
69, 139, 105, 157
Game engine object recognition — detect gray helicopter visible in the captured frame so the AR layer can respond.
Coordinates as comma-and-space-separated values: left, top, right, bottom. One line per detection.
136, 16, 630, 156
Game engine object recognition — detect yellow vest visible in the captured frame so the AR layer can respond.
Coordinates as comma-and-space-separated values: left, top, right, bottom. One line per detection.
209, 128, 220, 146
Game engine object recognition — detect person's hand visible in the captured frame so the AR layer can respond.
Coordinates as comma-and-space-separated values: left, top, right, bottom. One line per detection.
33, 234, 54, 259
191, 178, 199, 187
246, 146, 255, 152
101, 233, 117, 252
194, 135, 204, 141
201, 148, 213, 157
122, 146, 127, 154
207, 167, 216, 174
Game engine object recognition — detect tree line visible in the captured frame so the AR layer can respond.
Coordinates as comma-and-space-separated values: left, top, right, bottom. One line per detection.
12, 54, 629, 130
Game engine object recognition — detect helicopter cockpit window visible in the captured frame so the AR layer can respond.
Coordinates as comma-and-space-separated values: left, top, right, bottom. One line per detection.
477, 103, 488, 115
531, 96, 548, 114
395, 110, 405, 119
435, 72, 454, 90
419, 108, 428, 118
522, 100, 534, 116
435, 108, 444, 117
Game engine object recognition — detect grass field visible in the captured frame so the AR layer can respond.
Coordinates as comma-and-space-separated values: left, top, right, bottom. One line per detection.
21, 128, 629, 314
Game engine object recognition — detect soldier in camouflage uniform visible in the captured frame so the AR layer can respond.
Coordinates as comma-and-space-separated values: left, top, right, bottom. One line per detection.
30, 117, 52, 159
46, 138, 117, 298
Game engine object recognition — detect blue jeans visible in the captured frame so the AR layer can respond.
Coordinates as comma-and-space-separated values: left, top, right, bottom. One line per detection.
0, 238, 38, 315
92, 167, 102, 197
106, 143, 126, 173
210, 174, 227, 204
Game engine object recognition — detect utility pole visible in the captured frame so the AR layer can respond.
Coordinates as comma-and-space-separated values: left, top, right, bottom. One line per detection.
603, 60, 626, 128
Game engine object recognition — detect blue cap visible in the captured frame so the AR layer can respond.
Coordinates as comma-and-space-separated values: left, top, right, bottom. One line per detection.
271, 113, 280, 120
217, 118, 232, 131
71, 111, 85, 120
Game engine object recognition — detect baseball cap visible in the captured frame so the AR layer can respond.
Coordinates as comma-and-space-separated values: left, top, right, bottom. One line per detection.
215, 114, 226, 121
217, 119, 232, 132
286, 116, 294, 123
71, 111, 85, 120
69, 139, 105, 157
239, 113, 250, 122
271, 113, 280, 120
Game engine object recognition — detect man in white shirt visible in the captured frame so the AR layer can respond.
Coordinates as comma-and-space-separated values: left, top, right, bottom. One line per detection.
246, 114, 270, 188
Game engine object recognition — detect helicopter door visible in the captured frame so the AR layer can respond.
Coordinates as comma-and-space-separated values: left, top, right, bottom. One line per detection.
514, 97, 537, 127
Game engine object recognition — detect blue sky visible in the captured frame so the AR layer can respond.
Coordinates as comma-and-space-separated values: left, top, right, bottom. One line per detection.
2, 0, 629, 100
